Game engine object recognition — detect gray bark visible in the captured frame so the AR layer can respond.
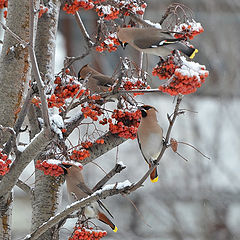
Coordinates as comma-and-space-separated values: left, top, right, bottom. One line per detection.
30, 1, 62, 239
0, 1, 33, 238
0, 0, 31, 146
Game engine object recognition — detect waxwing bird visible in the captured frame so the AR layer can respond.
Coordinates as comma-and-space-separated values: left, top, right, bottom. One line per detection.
78, 65, 115, 95
117, 27, 198, 59
137, 105, 163, 183
59, 163, 118, 232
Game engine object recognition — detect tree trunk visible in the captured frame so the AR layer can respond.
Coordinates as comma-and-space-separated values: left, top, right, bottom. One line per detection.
31, 1, 62, 239
0, 0, 31, 146
0, 1, 32, 238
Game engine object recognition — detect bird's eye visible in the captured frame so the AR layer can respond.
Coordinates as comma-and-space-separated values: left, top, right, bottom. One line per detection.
141, 109, 147, 118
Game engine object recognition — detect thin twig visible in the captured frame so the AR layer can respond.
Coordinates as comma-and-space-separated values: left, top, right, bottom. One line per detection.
175, 151, 189, 162
177, 141, 210, 160
74, 11, 94, 48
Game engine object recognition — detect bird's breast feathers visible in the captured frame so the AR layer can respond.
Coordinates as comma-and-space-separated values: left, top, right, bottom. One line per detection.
140, 133, 163, 161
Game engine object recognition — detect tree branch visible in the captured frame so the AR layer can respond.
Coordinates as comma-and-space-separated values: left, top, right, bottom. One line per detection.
81, 132, 127, 165
16, 179, 33, 196
0, 129, 53, 197
74, 11, 94, 48
3, 87, 34, 155
92, 163, 126, 191
29, 0, 51, 136
24, 183, 132, 240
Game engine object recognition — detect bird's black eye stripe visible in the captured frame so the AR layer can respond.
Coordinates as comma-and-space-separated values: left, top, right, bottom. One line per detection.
142, 105, 152, 110
141, 110, 147, 118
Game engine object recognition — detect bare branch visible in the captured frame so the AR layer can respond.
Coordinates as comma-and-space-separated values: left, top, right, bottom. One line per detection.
3, 88, 34, 155
16, 179, 33, 196
0, 21, 28, 46
177, 141, 211, 160
0, 125, 19, 156
74, 12, 94, 48
92, 163, 126, 191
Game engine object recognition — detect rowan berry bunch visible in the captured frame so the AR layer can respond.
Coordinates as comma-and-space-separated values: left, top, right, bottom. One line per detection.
38, 4, 48, 18
173, 20, 204, 40
156, 56, 209, 95
95, 33, 120, 53
69, 226, 107, 240
152, 56, 179, 80
63, 0, 94, 14
122, 78, 150, 96
81, 103, 103, 121
96, 5, 119, 20
70, 149, 91, 161
0, 0, 7, 18
109, 109, 141, 139
32, 73, 86, 110
0, 150, 11, 176
120, 1, 147, 16
35, 160, 65, 177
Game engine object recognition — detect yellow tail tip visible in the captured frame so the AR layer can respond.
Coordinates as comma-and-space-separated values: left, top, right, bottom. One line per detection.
151, 176, 158, 183
190, 49, 198, 59
113, 226, 118, 232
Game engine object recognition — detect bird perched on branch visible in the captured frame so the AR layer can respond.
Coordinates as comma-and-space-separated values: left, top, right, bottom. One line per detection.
117, 27, 198, 59
137, 105, 163, 183
78, 65, 115, 95
59, 163, 118, 232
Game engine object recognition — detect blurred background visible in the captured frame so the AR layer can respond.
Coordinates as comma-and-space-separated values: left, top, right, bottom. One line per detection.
3, 0, 240, 239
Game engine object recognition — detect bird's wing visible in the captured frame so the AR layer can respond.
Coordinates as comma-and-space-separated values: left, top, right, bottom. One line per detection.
92, 75, 114, 87
77, 182, 114, 218
77, 182, 93, 195
97, 200, 114, 218
137, 134, 150, 165
134, 36, 182, 49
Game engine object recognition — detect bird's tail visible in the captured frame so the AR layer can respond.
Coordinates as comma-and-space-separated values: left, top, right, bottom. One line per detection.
175, 42, 198, 59
150, 166, 158, 183
98, 212, 118, 232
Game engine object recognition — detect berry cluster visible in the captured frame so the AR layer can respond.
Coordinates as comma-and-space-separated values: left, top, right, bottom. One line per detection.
109, 109, 141, 139
35, 160, 64, 177
69, 226, 107, 240
38, 4, 48, 18
0, 0, 7, 18
173, 20, 204, 40
63, 0, 94, 14
156, 56, 209, 95
96, 5, 119, 20
152, 56, 178, 80
0, 150, 11, 176
121, 1, 147, 16
96, 33, 120, 53
70, 149, 90, 161
81, 104, 103, 121
122, 78, 149, 96
32, 74, 86, 110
